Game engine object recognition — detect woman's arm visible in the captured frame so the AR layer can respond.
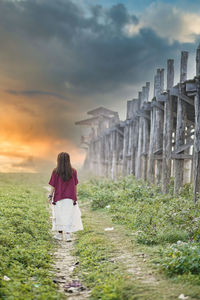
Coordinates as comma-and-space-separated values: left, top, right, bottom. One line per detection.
50, 186, 55, 196
48, 186, 55, 204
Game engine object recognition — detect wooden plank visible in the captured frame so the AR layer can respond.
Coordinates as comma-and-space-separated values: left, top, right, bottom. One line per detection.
154, 148, 163, 155
153, 155, 162, 160
141, 152, 148, 156
75, 116, 100, 125
87, 106, 118, 116
179, 93, 194, 106
187, 92, 197, 97
142, 102, 152, 111
157, 93, 168, 102
172, 154, 192, 159
151, 101, 164, 111
170, 86, 179, 96
174, 140, 193, 154
170, 88, 194, 108
115, 128, 124, 136
186, 82, 197, 92
136, 110, 150, 120
119, 121, 126, 127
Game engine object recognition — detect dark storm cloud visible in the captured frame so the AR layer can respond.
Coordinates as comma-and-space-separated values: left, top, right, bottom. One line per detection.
0, 0, 199, 99
1, 0, 197, 97
106, 3, 138, 28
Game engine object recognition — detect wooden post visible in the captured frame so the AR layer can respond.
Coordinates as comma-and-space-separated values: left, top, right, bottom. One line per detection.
105, 134, 110, 177
147, 75, 157, 184
115, 125, 124, 177
162, 59, 174, 193
127, 101, 134, 174
193, 44, 200, 202
101, 135, 106, 176
196, 43, 200, 76
122, 100, 134, 176
174, 51, 188, 193
136, 91, 143, 179
99, 136, 104, 176
183, 125, 193, 184
130, 99, 139, 176
108, 132, 113, 177
141, 82, 150, 180
122, 123, 129, 176
111, 130, 117, 179
155, 69, 164, 185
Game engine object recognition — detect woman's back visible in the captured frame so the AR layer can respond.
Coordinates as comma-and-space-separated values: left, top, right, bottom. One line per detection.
48, 152, 83, 241
49, 168, 78, 203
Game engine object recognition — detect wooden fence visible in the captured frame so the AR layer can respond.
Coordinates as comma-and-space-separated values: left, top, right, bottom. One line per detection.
75, 44, 200, 202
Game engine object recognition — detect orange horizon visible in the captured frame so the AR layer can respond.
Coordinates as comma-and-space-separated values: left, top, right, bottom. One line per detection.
0, 92, 86, 172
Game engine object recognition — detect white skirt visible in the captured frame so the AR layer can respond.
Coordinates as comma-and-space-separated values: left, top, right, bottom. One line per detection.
52, 198, 83, 233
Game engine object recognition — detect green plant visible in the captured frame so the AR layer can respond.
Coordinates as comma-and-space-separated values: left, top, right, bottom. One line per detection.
78, 175, 200, 284
0, 173, 63, 299
160, 241, 200, 276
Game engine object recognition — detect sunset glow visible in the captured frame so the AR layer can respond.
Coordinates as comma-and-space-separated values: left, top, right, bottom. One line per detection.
0, 91, 85, 172
0, 0, 199, 172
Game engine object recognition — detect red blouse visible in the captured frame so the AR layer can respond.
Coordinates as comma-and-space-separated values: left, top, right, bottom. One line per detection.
48, 168, 78, 203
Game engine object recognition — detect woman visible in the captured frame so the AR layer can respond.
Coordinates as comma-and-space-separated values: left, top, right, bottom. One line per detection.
48, 152, 83, 241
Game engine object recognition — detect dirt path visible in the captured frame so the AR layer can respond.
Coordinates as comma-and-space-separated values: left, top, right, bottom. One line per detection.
43, 186, 90, 299
90, 211, 158, 285
52, 236, 91, 299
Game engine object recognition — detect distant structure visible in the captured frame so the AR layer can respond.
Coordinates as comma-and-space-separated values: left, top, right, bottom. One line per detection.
76, 44, 200, 203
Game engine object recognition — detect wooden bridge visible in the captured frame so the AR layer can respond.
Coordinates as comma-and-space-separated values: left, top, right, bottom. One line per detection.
75, 44, 200, 202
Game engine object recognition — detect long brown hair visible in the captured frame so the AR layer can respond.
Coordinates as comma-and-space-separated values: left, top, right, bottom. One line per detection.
55, 152, 73, 181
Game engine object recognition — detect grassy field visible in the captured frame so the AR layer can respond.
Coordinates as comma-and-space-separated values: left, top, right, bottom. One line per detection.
1, 172, 200, 299
74, 175, 200, 299
0, 173, 63, 300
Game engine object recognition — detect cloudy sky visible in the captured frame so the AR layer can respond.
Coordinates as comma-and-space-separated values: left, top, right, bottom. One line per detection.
0, 0, 200, 172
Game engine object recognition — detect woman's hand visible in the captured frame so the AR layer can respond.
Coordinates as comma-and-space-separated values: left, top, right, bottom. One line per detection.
73, 200, 77, 206
48, 194, 53, 204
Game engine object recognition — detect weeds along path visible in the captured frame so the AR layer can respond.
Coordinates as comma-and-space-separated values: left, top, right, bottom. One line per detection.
82, 206, 157, 285
78, 201, 200, 299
